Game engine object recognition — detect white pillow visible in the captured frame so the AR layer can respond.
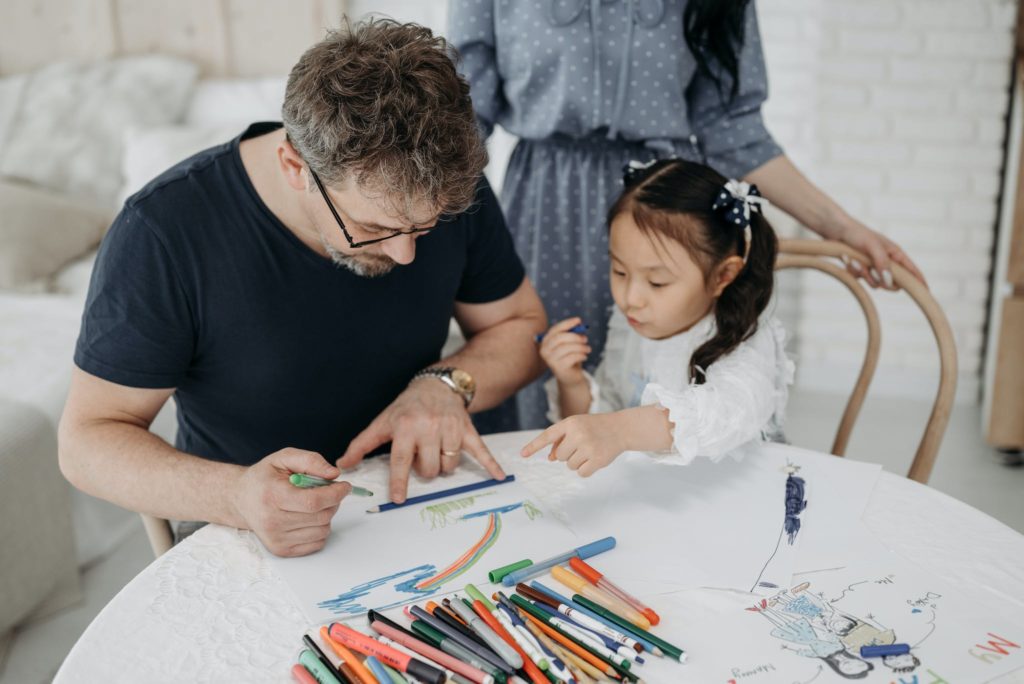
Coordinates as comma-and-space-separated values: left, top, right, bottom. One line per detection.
185, 77, 287, 126
0, 56, 198, 209
0, 180, 111, 291
118, 124, 244, 206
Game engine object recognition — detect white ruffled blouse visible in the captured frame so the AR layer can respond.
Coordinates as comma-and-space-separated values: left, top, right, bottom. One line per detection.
545, 308, 795, 464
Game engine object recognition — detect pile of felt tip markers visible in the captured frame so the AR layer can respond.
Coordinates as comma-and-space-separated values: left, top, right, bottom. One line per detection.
291, 555, 685, 684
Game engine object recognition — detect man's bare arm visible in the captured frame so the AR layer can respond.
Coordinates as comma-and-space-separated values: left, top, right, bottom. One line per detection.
58, 368, 349, 556
446, 276, 547, 411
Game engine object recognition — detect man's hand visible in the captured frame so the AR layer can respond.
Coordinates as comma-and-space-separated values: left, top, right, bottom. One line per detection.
338, 379, 506, 503
232, 448, 351, 557
520, 413, 630, 478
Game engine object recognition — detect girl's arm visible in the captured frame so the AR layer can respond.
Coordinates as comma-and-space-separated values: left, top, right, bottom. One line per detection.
745, 155, 926, 289
641, 318, 793, 464
519, 405, 672, 477
557, 378, 592, 418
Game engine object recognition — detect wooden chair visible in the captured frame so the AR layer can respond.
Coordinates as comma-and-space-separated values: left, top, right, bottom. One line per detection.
140, 513, 174, 557
776, 239, 958, 484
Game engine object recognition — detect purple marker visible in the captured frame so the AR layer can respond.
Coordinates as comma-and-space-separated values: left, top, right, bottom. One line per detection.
535, 322, 588, 344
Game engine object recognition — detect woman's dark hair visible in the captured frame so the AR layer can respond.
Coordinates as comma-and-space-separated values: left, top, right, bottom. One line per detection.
683, 0, 752, 102
608, 159, 778, 383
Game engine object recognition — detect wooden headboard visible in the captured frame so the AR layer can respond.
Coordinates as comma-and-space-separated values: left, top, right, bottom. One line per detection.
0, 0, 348, 77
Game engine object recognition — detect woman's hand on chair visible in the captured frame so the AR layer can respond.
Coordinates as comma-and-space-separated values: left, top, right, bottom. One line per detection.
833, 216, 927, 291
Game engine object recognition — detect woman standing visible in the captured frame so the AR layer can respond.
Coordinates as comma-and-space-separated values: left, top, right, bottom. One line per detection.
450, 0, 923, 430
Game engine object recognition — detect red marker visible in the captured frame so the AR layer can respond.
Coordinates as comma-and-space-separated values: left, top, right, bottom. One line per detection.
569, 557, 661, 625
290, 664, 318, 684
329, 622, 446, 684
369, 619, 495, 684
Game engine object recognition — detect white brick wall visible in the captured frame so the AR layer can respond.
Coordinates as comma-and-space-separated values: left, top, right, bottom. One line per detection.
760, 0, 1017, 404
355, 0, 1016, 405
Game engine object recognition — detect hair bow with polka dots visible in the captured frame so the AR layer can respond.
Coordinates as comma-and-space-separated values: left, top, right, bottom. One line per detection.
621, 158, 659, 186
711, 180, 769, 264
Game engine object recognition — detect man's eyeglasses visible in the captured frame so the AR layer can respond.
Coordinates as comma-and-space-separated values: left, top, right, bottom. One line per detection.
309, 168, 434, 248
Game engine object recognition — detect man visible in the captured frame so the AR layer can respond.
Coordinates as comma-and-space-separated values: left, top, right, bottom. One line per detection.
58, 19, 547, 557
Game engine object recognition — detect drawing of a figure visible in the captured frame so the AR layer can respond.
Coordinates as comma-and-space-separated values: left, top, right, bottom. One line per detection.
749, 581, 922, 678
775, 584, 897, 652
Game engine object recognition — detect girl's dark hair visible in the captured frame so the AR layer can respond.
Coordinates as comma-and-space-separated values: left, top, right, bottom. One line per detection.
683, 0, 752, 102
608, 159, 778, 383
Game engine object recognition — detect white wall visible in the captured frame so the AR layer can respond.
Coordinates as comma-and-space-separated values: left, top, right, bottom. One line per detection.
352, 0, 1017, 405
761, 0, 1016, 404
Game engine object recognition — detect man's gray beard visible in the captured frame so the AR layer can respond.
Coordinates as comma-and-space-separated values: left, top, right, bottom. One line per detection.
319, 233, 396, 278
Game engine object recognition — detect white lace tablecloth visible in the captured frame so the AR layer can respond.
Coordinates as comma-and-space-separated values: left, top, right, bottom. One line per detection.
55, 433, 1024, 683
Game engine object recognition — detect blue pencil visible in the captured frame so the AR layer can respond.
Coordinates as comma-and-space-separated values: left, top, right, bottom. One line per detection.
367, 475, 516, 513
534, 323, 588, 344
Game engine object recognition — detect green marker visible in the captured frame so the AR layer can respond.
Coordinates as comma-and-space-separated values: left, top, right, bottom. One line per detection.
509, 595, 637, 681
410, 621, 508, 684
289, 472, 373, 496
382, 664, 408, 684
573, 594, 686, 662
298, 649, 343, 684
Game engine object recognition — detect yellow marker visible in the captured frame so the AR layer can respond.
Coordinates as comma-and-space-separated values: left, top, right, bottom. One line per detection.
550, 565, 651, 630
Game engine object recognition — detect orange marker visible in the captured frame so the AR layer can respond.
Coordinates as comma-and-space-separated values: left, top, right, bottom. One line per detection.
519, 610, 617, 677
470, 599, 548, 684
551, 565, 651, 630
569, 557, 661, 625
328, 623, 447, 684
319, 626, 378, 684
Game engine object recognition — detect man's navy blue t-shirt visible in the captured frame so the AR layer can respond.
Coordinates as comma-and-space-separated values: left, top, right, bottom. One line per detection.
74, 122, 525, 467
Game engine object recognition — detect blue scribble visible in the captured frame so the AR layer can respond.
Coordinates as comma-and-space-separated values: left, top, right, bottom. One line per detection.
460, 503, 524, 520
783, 595, 823, 619
317, 564, 438, 615
784, 474, 808, 545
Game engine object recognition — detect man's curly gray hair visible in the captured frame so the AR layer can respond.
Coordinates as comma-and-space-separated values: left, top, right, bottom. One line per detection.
282, 18, 487, 219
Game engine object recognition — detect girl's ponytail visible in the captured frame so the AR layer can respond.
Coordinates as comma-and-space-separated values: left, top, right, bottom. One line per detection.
689, 210, 777, 383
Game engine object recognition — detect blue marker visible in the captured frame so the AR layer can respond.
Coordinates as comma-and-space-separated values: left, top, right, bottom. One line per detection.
861, 643, 911, 658
534, 322, 588, 344
364, 655, 392, 683
502, 537, 615, 586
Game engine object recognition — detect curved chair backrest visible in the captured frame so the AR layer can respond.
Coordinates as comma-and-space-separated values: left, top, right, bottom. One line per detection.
776, 239, 958, 484
140, 513, 174, 557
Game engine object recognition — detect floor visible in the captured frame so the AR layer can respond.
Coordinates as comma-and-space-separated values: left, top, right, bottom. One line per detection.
1, 391, 1021, 684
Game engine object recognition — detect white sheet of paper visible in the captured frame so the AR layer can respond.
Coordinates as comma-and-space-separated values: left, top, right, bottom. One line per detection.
557, 442, 881, 594
265, 475, 582, 624
630, 539, 1024, 683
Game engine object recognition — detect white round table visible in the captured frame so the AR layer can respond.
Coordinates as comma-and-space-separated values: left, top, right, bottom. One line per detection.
55, 432, 1024, 683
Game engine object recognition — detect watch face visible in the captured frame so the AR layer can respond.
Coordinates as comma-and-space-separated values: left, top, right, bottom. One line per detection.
451, 368, 475, 393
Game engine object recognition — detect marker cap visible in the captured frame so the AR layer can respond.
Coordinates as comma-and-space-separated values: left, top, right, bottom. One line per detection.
576, 537, 616, 559
568, 557, 602, 584
489, 559, 533, 583
550, 565, 586, 592
465, 583, 496, 612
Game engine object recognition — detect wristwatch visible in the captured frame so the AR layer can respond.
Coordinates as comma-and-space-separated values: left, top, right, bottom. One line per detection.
412, 367, 476, 407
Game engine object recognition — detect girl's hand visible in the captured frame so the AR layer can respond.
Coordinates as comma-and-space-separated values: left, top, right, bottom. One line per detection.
538, 317, 591, 386
834, 217, 927, 290
521, 413, 628, 478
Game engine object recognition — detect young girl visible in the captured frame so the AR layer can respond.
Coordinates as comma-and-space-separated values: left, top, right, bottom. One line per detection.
521, 159, 793, 476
